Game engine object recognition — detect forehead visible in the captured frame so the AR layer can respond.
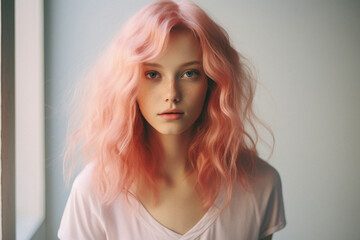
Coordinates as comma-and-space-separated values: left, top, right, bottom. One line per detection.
144, 29, 202, 68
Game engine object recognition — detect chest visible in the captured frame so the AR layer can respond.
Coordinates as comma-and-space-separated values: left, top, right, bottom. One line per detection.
140, 186, 208, 235
104, 186, 260, 240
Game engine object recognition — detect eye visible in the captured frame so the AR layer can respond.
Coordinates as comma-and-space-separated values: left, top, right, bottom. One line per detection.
145, 71, 161, 79
181, 70, 200, 79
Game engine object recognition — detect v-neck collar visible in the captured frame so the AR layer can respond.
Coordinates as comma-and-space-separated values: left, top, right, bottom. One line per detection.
128, 189, 226, 240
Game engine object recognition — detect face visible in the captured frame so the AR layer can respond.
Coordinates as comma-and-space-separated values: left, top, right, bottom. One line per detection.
137, 29, 208, 136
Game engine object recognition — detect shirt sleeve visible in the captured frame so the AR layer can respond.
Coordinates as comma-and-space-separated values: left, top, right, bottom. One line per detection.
58, 168, 106, 240
258, 164, 286, 239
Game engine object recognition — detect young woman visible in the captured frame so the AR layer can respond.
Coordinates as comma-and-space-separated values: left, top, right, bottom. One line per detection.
58, 1, 286, 239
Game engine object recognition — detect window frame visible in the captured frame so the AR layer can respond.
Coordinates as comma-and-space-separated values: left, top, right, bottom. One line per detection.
1, 0, 16, 239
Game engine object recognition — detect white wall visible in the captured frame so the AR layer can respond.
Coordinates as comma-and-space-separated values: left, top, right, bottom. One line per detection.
46, 1, 360, 239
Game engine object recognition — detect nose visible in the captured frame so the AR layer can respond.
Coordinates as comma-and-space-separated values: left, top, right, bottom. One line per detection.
164, 78, 181, 103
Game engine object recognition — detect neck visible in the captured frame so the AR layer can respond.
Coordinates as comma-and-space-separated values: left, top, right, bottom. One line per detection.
148, 126, 192, 186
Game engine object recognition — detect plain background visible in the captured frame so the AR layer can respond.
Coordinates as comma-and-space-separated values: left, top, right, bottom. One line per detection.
44, 1, 360, 239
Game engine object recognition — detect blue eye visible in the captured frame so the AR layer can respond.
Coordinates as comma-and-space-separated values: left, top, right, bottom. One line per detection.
145, 72, 160, 79
182, 70, 199, 78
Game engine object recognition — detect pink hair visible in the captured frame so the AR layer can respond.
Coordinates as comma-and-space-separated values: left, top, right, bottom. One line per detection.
65, 0, 269, 208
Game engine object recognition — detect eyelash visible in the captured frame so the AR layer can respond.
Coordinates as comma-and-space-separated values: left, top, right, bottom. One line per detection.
182, 70, 200, 78
145, 71, 161, 79
145, 70, 201, 80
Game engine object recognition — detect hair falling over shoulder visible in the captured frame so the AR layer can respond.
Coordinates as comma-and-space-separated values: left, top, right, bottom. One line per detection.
64, 0, 273, 208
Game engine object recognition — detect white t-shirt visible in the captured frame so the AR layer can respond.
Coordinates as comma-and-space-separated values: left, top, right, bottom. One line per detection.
58, 159, 286, 240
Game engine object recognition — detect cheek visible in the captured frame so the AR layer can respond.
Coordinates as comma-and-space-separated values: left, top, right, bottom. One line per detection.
187, 83, 208, 112
137, 81, 159, 103
138, 98, 150, 115
195, 81, 208, 103
136, 88, 150, 115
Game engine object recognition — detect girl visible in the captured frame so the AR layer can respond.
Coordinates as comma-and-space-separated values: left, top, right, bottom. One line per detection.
58, 1, 286, 239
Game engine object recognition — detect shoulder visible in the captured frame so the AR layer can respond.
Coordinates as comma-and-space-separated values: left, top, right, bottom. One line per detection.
68, 162, 100, 206
218, 158, 285, 238
72, 162, 97, 191
234, 157, 285, 222
58, 162, 106, 239
224, 157, 286, 238
231, 157, 284, 212
248, 158, 286, 237
248, 157, 282, 195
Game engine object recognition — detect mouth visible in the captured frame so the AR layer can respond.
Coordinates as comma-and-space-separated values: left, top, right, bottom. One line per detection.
158, 109, 184, 120
159, 112, 184, 115
159, 109, 184, 115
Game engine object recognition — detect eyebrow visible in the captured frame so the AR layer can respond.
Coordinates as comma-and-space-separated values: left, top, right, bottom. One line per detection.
143, 61, 201, 68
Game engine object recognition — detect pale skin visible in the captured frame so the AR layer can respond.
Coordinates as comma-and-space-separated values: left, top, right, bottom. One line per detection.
136, 28, 272, 240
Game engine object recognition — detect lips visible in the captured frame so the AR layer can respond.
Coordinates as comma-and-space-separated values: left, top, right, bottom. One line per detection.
159, 109, 184, 115
158, 109, 184, 120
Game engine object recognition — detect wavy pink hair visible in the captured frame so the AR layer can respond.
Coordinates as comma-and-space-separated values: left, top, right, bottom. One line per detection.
65, 0, 269, 208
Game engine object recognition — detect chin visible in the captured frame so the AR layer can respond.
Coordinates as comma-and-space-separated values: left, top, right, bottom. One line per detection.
152, 124, 193, 136
145, 120, 195, 136
156, 128, 187, 135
